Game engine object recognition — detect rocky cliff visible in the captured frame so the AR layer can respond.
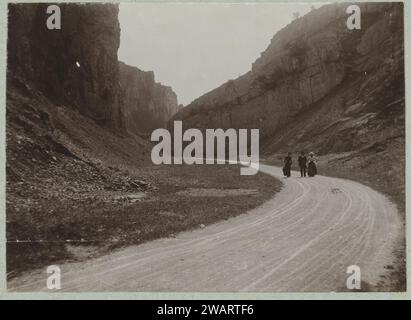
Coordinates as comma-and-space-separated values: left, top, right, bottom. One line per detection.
119, 62, 179, 134
173, 2, 404, 156
8, 3, 124, 128
8, 3, 179, 134
7, 3, 151, 275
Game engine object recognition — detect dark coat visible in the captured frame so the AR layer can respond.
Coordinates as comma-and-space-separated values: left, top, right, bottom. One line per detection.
283, 156, 292, 177
284, 156, 292, 167
298, 155, 307, 168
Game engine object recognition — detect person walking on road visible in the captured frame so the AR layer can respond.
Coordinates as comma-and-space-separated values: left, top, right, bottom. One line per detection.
283, 152, 292, 178
307, 152, 317, 177
298, 152, 307, 177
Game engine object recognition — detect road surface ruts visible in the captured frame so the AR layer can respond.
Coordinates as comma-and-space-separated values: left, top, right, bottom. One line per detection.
8, 164, 402, 292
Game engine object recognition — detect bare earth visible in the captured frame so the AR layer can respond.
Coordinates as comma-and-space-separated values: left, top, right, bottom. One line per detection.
8, 164, 402, 292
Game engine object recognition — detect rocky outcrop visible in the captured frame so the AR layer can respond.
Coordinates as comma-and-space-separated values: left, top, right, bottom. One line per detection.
119, 62, 179, 134
7, 3, 179, 134
173, 2, 404, 155
8, 3, 124, 128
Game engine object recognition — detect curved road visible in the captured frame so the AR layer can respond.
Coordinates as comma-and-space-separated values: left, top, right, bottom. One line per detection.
8, 164, 402, 292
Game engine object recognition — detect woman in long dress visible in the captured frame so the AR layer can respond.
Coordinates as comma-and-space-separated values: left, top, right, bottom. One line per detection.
283, 152, 292, 177
307, 152, 317, 177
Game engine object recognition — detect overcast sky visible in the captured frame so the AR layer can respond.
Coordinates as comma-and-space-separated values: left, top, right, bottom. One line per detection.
118, 3, 321, 106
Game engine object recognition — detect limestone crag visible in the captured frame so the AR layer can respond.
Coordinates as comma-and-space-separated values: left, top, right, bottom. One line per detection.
8, 3, 179, 134
173, 2, 404, 156
8, 3, 124, 128
119, 62, 179, 134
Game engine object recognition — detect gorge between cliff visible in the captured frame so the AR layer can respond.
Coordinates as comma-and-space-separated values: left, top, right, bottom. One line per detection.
5, 2, 405, 292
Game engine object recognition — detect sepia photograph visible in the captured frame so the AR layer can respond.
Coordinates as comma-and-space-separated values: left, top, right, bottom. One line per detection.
5, 1, 405, 293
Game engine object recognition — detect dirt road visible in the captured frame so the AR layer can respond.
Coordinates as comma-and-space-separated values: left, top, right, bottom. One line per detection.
8, 164, 403, 292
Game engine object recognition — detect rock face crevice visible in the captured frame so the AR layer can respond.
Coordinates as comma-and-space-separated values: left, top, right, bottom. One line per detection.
173, 2, 404, 155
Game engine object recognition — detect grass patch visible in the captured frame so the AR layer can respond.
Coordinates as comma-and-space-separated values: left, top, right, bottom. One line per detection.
7, 164, 282, 278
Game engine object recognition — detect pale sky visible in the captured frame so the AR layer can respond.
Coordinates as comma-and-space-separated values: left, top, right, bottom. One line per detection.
118, 3, 320, 106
